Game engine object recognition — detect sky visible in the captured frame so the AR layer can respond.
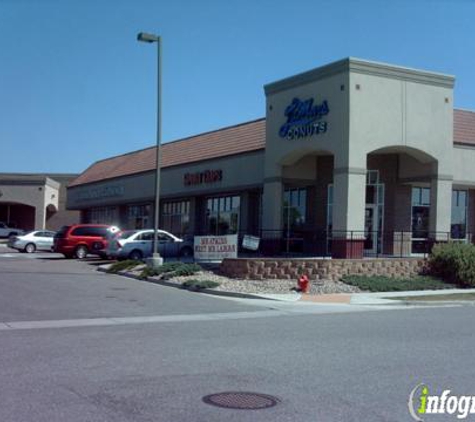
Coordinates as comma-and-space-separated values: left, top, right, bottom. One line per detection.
1, 0, 474, 174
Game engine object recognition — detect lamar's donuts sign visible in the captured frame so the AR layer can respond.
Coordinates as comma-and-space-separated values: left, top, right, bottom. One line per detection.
184, 169, 223, 186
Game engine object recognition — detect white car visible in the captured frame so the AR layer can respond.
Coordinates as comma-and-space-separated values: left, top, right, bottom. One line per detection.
107, 229, 193, 260
8, 230, 56, 253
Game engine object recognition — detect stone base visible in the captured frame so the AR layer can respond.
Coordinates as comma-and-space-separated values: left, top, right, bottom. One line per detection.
146, 255, 164, 269
331, 239, 364, 259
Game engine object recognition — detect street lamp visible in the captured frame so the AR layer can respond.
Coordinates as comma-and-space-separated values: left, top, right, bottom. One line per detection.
137, 31, 163, 268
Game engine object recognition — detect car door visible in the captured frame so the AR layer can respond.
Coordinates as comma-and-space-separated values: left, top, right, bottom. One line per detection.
137, 231, 154, 257
157, 232, 176, 258
34, 232, 48, 250
42, 231, 55, 250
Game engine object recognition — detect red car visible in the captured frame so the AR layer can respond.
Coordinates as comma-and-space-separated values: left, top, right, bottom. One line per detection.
53, 224, 120, 259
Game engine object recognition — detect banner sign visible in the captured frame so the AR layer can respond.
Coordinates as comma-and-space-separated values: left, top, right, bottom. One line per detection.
242, 235, 260, 251
194, 234, 238, 260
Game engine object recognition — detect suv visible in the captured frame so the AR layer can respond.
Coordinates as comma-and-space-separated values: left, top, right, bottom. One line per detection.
53, 224, 120, 259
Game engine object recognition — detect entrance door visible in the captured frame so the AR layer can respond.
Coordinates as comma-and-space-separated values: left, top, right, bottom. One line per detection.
364, 205, 378, 255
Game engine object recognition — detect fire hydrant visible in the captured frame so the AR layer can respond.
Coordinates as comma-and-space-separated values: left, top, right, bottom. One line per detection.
298, 274, 310, 293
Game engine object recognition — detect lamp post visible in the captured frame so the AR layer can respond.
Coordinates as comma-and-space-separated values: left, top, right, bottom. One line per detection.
137, 32, 163, 268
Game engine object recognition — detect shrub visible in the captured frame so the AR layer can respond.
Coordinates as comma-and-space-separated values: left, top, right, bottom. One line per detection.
174, 263, 202, 276
107, 259, 142, 274
138, 262, 202, 280
182, 279, 220, 290
429, 242, 475, 287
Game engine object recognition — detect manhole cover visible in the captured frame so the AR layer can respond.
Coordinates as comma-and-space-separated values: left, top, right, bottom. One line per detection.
202, 392, 280, 410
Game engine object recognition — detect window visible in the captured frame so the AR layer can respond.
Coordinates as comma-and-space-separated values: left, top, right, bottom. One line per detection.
451, 190, 468, 239
206, 196, 240, 235
127, 204, 151, 229
283, 188, 307, 235
87, 207, 119, 225
162, 201, 190, 235
412, 187, 430, 239
71, 227, 109, 237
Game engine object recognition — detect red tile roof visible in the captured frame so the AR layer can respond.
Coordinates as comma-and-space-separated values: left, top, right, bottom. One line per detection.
454, 109, 475, 145
69, 109, 475, 188
69, 118, 266, 187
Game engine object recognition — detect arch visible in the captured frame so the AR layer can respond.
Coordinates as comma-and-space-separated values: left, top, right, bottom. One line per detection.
278, 148, 334, 167
0, 201, 36, 230
367, 145, 437, 164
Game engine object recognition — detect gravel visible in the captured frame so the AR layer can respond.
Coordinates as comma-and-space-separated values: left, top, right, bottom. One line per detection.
119, 265, 361, 295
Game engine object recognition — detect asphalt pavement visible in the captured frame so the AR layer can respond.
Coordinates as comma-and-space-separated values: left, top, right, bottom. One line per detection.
1, 249, 475, 421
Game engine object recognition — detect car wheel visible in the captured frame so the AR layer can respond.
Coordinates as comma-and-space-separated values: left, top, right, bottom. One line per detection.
180, 246, 193, 258
24, 243, 36, 254
74, 245, 88, 259
128, 250, 143, 261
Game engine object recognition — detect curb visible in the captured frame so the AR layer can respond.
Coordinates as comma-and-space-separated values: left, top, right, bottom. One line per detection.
97, 266, 279, 301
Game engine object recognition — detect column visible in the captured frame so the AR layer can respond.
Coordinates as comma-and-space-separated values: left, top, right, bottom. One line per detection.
261, 179, 283, 254
429, 176, 452, 241
332, 167, 367, 258
34, 206, 46, 230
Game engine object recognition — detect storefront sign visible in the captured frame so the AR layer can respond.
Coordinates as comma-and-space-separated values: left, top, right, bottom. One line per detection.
279, 97, 329, 140
184, 169, 223, 186
242, 235, 260, 251
194, 234, 238, 260
76, 185, 125, 202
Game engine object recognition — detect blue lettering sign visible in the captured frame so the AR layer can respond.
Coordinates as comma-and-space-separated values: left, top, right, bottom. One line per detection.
279, 97, 329, 139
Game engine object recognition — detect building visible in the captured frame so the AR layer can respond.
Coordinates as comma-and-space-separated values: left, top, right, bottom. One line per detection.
0, 173, 80, 231
67, 58, 475, 258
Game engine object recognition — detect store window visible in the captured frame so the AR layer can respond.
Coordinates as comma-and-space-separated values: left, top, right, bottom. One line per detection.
451, 190, 468, 240
412, 187, 430, 239
127, 204, 151, 229
162, 200, 190, 235
283, 188, 307, 235
206, 195, 240, 235
87, 207, 119, 225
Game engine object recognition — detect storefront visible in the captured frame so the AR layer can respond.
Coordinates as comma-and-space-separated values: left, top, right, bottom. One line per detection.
67, 58, 475, 258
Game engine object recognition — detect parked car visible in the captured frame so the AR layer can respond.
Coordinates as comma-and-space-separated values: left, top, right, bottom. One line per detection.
0, 222, 24, 238
109, 229, 193, 261
8, 230, 56, 253
53, 224, 120, 259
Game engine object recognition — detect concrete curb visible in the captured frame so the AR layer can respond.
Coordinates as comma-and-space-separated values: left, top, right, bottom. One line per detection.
97, 265, 280, 301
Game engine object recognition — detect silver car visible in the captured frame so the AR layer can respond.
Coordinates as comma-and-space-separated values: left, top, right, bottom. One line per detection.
109, 229, 193, 261
8, 230, 56, 253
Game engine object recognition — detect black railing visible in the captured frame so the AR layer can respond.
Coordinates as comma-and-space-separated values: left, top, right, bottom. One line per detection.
180, 229, 471, 259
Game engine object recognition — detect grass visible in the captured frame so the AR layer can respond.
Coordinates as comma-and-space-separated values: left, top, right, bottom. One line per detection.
341, 275, 454, 292
390, 293, 475, 302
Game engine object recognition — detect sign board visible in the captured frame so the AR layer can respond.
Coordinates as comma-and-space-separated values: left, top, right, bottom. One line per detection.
194, 234, 238, 261
242, 235, 260, 251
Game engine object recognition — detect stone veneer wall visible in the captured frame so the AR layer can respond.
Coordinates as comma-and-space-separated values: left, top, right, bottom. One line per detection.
220, 258, 426, 281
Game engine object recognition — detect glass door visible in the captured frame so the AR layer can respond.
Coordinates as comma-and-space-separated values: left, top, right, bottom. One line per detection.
364, 204, 378, 255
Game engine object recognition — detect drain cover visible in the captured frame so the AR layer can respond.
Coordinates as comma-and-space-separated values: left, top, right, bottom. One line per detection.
202, 392, 280, 410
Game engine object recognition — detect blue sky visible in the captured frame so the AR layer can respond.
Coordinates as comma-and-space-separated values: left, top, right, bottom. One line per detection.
1, 0, 474, 174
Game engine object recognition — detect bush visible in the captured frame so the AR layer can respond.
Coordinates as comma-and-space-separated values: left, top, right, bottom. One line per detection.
107, 260, 142, 274
182, 279, 220, 290
429, 242, 475, 287
174, 263, 202, 276
138, 263, 202, 280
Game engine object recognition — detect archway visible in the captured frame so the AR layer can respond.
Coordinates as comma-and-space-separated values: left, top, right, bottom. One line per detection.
0, 202, 36, 231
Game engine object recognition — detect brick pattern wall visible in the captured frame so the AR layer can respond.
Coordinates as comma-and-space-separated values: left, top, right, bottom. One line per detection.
220, 258, 426, 281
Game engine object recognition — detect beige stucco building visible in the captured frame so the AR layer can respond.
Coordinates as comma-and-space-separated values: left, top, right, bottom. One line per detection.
67, 58, 475, 258
0, 174, 80, 232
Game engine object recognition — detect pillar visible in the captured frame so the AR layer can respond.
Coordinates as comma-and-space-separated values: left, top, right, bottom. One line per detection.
332, 167, 367, 258
429, 176, 452, 241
